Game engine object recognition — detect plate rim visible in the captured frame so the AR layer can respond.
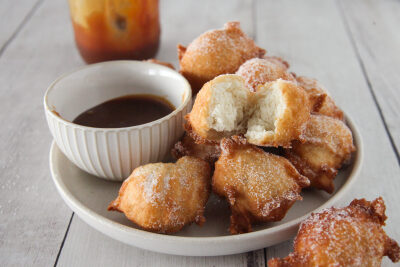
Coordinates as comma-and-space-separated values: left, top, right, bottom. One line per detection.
49, 115, 363, 253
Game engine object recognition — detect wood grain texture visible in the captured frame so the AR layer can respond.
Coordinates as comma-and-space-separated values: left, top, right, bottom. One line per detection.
0, 0, 399, 266
57, 217, 264, 267
0, 0, 41, 53
255, 0, 400, 265
338, 0, 400, 161
0, 0, 83, 266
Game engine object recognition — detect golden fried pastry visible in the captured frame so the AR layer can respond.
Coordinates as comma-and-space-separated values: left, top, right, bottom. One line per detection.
245, 79, 311, 147
171, 134, 221, 165
178, 21, 265, 94
236, 56, 295, 92
268, 197, 400, 266
144, 58, 175, 70
108, 156, 211, 233
187, 75, 310, 147
186, 74, 250, 143
296, 76, 344, 120
285, 114, 355, 193
212, 137, 310, 234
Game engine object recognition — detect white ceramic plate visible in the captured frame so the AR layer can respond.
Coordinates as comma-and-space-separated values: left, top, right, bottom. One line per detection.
49, 117, 362, 256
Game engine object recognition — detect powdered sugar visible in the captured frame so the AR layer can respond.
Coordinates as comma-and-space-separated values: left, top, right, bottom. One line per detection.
180, 21, 265, 76
289, 199, 397, 266
236, 57, 294, 91
303, 114, 355, 156
111, 157, 210, 233
215, 140, 308, 226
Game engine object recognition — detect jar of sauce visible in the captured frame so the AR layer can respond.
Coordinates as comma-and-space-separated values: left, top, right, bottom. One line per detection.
68, 0, 160, 64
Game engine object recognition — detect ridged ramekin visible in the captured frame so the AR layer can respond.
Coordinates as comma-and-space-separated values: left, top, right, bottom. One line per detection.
44, 60, 192, 181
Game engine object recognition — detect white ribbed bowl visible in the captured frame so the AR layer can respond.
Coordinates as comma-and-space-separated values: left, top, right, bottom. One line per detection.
44, 61, 192, 181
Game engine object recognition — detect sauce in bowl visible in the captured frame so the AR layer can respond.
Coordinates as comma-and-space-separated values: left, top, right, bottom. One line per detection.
73, 94, 175, 128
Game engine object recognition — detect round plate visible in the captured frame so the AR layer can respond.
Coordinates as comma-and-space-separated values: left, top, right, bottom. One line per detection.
49, 117, 362, 256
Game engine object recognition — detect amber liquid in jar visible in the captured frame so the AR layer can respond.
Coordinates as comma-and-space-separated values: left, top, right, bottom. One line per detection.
68, 0, 160, 63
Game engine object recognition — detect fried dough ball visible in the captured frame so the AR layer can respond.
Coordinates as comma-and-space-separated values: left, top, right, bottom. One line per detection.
186, 74, 250, 143
236, 56, 295, 92
187, 75, 310, 147
245, 79, 311, 147
296, 76, 344, 120
285, 114, 355, 193
144, 58, 175, 70
108, 156, 211, 233
171, 134, 221, 165
212, 137, 310, 234
268, 197, 400, 266
178, 21, 265, 94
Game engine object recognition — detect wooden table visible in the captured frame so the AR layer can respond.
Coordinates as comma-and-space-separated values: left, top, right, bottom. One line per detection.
1, 0, 399, 266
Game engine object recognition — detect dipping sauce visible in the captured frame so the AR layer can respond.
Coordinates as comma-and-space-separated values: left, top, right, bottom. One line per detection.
73, 94, 175, 128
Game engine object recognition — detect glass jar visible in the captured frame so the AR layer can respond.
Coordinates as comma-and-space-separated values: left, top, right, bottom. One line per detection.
68, 0, 160, 63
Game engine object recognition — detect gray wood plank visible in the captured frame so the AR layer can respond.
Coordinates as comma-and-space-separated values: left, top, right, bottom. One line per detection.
0, 0, 83, 266
338, 0, 400, 161
55, 0, 264, 266
0, 0, 41, 53
57, 216, 264, 267
255, 0, 400, 265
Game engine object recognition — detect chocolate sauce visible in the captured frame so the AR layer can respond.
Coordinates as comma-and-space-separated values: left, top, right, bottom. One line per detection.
73, 94, 174, 128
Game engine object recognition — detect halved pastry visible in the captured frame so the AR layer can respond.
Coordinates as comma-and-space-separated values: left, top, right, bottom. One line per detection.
212, 137, 310, 234
178, 21, 265, 94
268, 197, 400, 266
245, 79, 311, 147
187, 75, 310, 147
108, 156, 211, 233
186, 74, 251, 143
285, 114, 355, 193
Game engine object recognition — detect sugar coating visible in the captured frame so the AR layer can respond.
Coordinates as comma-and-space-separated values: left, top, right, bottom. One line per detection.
296, 76, 344, 120
218, 146, 301, 214
236, 57, 294, 92
213, 139, 309, 233
109, 157, 210, 233
179, 22, 265, 92
302, 115, 354, 157
269, 198, 400, 266
183, 22, 264, 74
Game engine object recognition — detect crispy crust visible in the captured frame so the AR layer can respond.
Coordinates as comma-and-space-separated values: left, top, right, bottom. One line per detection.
212, 137, 309, 234
296, 76, 344, 120
186, 78, 215, 141
171, 134, 221, 165
268, 197, 400, 266
108, 156, 211, 233
246, 80, 311, 148
184, 118, 218, 145
284, 114, 355, 193
178, 21, 265, 94
285, 149, 337, 193
318, 95, 344, 120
